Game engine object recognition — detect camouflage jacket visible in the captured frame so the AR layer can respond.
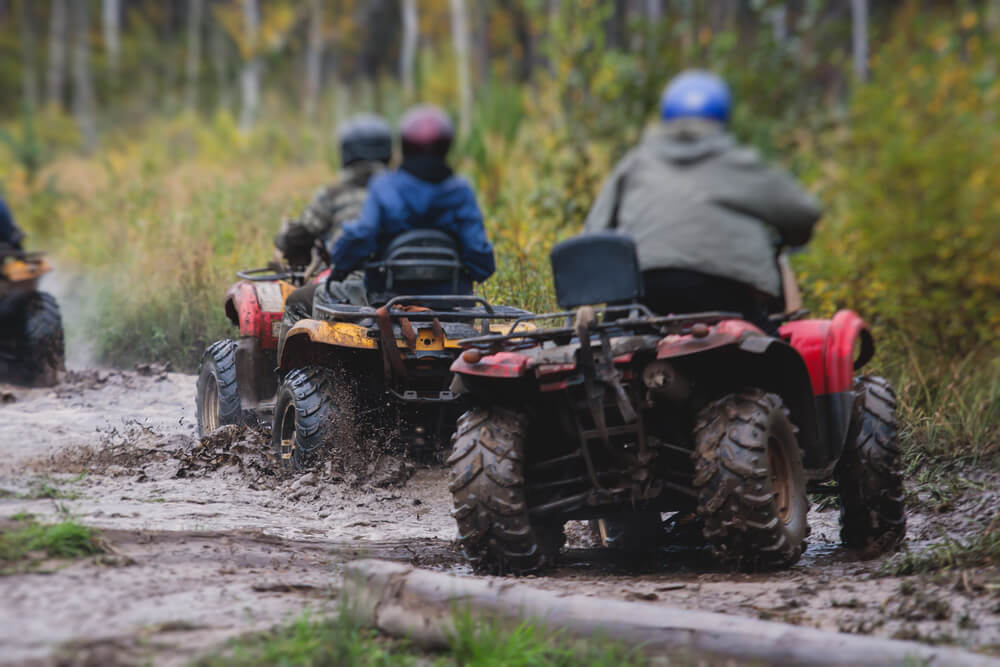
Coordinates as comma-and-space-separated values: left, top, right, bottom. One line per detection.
274, 161, 384, 265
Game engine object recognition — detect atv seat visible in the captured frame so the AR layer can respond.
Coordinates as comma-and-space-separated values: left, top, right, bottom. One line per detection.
365, 229, 467, 305
550, 232, 643, 309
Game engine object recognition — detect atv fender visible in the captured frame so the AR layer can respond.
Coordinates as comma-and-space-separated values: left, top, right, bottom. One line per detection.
278, 319, 377, 370
655, 319, 765, 358
223, 280, 292, 350
779, 310, 874, 396
450, 351, 533, 378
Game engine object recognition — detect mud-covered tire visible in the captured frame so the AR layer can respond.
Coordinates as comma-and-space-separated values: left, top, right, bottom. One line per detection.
1, 291, 65, 386
591, 512, 664, 550
448, 407, 562, 575
692, 391, 809, 570
835, 376, 906, 556
195, 339, 243, 437
272, 367, 340, 471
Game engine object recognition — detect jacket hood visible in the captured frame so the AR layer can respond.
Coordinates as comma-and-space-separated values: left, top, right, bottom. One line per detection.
642, 118, 734, 165
391, 170, 469, 225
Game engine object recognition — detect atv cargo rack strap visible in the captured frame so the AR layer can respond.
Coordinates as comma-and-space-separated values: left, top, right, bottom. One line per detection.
458, 306, 743, 348
315, 295, 530, 336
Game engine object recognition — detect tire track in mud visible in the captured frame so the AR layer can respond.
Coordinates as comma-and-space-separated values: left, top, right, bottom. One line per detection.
1, 369, 999, 664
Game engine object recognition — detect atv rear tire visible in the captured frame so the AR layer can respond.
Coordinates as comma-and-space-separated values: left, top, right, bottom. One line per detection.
448, 407, 563, 575
272, 367, 342, 471
692, 391, 809, 570
592, 512, 664, 550
196, 339, 243, 437
835, 376, 906, 556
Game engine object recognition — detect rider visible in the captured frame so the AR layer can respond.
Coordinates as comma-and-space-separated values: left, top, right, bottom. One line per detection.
583, 70, 821, 328
0, 197, 25, 251
277, 114, 393, 327
324, 104, 495, 297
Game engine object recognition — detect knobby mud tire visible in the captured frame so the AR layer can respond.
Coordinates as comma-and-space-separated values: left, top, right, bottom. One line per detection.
692, 390, 809, 570
835, 375, 906, 556
3, 291, 65, 387
272, 367, 342, 472
196, 339, 243, 437
448, 407, 563, 575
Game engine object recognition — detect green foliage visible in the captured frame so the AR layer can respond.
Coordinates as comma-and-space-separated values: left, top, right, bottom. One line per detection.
794, 10, 1000, 361
879, 515, 1000, 576
0, 519, 101, 564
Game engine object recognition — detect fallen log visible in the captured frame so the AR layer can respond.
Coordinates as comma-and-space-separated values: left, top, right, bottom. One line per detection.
344, 559, 996, 666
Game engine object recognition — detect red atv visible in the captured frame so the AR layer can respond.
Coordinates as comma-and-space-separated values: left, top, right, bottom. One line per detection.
447, 233, 905, 573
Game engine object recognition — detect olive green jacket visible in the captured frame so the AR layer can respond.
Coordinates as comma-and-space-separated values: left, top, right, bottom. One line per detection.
583, 120, 821, 297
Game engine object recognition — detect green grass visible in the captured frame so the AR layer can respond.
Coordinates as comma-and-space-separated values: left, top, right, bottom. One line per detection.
879, 517, 1000, 577
0, 519, 103, 566
197, 607, 647, 667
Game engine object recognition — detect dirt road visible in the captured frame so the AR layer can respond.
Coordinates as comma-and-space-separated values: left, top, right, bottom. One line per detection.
1, 370, 997, 665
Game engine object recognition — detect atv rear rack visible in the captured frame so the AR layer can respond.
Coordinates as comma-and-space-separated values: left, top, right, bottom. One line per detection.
458, 305, 742, 350
315, 295, 530, 335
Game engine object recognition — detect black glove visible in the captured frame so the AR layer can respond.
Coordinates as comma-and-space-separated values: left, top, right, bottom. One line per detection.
274, 221, 316, 267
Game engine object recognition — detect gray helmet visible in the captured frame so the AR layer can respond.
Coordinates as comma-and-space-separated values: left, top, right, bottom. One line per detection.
337, 113, 393, 167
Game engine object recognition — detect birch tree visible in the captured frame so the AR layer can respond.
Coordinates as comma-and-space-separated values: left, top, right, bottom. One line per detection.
304, 0, 324, 119
851, 0, 868, 82
17, 0, 38, 110
47, 0, 68, 108
210, 8, 232, 110
102, 0, 120, 75
239, 0, 260, 131
400, 0, 418, 100
71, 0, 98, 151
450, 0, 472, 137
186, 0, 204, 109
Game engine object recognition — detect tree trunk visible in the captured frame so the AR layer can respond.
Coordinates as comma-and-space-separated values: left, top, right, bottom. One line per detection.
449, 0, 472, 138
210, 7, 231, 111
400, 0, 418, 100
474, 0, 489, 87
644, 0, 661, 23
17, 0, 38, 110
71, 0, 98, 152
185, 0, 204, 109
304, 0, 324, 119
850, 0, 868, 82
47, 0, 68, 109
239, 0, 260, 131
769, 6, 787, 46
102, 0, 120, 75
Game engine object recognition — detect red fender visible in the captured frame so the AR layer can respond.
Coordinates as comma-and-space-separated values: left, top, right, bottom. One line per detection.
451, 351, 533, 378
779, 310, 873, 395
223, 280, 285, 350
656, 319, 766, 359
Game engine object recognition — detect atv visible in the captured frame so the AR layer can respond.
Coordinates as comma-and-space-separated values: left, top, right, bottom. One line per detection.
446, 233, 905, 574
0, 246, 65, 386
195, 265, 303, 437
272, 229, 529, 468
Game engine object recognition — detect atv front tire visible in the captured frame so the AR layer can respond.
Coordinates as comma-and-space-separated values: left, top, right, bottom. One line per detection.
272, 367, 342, 471
448, 407, 562, 575
835, 376, 906, 556
692, 391, 809, 570
1, 291, 65, 386
196, 339, 243, 437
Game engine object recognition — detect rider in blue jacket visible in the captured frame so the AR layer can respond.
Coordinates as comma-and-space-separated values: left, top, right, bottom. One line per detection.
0, 197, 25, 251
328, 105, 495, 293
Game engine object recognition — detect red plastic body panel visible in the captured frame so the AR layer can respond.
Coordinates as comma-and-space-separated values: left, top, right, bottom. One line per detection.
313, 268, 332, 284
779, 310, 871, 396
450, 351, 533, 378
224, 281, 283, 350
656, 319, 765, 359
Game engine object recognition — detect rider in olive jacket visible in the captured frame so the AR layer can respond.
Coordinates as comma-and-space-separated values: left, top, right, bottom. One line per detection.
584, 71, 821, 324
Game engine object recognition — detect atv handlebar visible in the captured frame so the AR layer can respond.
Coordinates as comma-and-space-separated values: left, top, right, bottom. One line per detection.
236, 267, 306, 283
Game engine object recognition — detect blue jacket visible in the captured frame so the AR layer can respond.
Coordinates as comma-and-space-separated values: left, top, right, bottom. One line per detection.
0, 197, 24, 249
329, 170, 496, 286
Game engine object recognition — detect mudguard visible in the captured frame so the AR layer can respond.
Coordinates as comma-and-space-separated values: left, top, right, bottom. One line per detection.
450, 351, 533, 378
223, 280, 293, 350
655, 319, 765, 359
779, 310, 874, 396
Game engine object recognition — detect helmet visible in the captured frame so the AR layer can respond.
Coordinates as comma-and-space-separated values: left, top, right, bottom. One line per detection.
400, 105, 454, 157
338, 113, 393, 167
659, 70, 731, 125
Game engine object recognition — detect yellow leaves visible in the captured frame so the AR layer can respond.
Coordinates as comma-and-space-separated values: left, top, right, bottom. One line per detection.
960, 11, 978, 30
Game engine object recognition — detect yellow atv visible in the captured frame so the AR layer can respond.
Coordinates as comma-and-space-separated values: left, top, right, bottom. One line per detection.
0, 247, 65, 386
273, 230, 529, 469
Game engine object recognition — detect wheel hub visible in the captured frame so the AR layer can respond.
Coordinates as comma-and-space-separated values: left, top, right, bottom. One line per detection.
769, 435, 794, 524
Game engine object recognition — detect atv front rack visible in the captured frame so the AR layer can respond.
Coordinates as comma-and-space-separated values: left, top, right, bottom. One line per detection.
458, 305, 742, 350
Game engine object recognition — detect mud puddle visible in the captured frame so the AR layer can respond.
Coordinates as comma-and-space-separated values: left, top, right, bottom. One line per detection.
2, 369, 999, 663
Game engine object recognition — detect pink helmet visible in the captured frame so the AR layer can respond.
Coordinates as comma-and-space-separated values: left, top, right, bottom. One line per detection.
400, 105, 454, 157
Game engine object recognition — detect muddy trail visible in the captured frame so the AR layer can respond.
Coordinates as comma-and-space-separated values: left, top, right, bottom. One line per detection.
1, 369, 998, 665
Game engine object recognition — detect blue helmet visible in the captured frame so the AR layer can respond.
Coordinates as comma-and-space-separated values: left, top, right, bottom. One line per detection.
659, 70, 731, 125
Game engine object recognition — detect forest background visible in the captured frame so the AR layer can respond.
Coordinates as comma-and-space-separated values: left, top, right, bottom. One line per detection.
0, 0, 997, 464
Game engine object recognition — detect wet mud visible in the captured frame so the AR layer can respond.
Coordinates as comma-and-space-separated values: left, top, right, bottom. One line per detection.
1, 369, 998, 664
